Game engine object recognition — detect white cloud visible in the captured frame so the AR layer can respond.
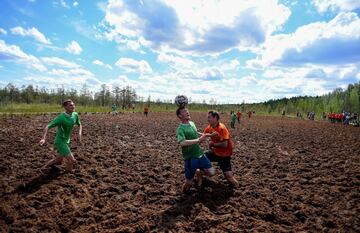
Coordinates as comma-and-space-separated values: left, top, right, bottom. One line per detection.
115, 58, 152, 74
92, 59, 104, 66
66, 40, 82, 55
49, 68, 94, 77
157, 53, 195, 70
23, 64, 101, 89
248, 12, 360, 67
102, 0, 291, 54
259, 64, 360, 98
73, 1, 79, 7
0, 40, 47, 72
59, 0, 70, 8
312, 0, 360, 13
92, 59, 113, 69
24, 75, 101, 87
0, 28, 7, 35
10, 26, 51, 44
220, 59, 240, 71
41, 57, 80, 68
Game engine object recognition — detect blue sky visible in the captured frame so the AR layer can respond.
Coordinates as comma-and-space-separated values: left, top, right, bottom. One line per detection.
1, 0, 360, 103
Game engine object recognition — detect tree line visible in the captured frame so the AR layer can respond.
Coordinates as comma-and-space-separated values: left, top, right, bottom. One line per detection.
249, 82, 360, 116
0, 83, 138, 109
0, 81, 359, 116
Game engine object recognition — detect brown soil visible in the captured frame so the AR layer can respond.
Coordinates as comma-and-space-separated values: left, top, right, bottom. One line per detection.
0, 112, 359, 232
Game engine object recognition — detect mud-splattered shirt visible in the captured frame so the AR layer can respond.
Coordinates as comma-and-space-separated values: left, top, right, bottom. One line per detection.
176, 121, 204, 160
48, 112, 81, 144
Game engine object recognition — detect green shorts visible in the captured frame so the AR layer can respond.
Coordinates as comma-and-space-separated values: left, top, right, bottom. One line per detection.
54, 142, 71, 157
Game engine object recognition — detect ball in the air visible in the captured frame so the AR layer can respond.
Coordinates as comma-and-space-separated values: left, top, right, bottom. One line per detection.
175, 95, 188, 107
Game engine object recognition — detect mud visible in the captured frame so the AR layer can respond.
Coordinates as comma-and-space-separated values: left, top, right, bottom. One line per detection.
0, 112, 359, 232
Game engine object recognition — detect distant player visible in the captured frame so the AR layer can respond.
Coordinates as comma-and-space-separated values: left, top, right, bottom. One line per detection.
144, 106, 149, 117
282, 110, 285, 117
236, 110, 242, 124
247, 111, 252, 118
40, 100, 82, 172
231, 111, 236, 128
176, 107, 215, 193
111, 103, 118, 115
203, 110, 239, 187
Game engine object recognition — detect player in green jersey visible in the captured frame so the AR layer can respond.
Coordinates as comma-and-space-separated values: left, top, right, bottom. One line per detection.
40, 100, 82, 172
176, 107, 215, 193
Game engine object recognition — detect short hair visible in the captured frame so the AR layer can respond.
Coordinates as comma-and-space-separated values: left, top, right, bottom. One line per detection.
208, 110, 220, 120
176, 107, 185, 116
62, 99, 73, 107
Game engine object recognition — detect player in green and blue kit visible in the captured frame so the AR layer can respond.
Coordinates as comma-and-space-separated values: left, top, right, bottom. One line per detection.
40, 100, 82, 172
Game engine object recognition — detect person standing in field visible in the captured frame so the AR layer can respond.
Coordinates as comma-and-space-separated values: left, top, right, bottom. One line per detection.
176, 107, 215, 193
231, 111, 236, 128
111, 103, 118, 115
40, 100, 82, 172
203, 110, 239, 187
144, 106, 149, 117
236, 110, 242, 124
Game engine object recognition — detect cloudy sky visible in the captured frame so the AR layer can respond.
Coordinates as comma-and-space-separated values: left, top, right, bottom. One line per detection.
1, 0, 360, 103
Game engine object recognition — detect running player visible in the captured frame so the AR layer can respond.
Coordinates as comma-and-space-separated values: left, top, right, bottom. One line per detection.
176, 107, 215, 193
40, 100, 82, 172
204, 110, 239, 187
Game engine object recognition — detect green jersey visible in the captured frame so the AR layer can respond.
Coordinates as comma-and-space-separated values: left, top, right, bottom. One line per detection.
112, 105, 117, 111
231, 113, 236, 123
48, 112, 81, 144
176, 121, 204, 160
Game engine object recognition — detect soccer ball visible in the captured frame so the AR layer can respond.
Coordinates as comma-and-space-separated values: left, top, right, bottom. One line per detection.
175, 95, 188, 107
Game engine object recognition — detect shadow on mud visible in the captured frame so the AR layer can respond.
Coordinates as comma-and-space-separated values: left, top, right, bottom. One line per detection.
158, 178, 235, 230
14, 166, 62, 195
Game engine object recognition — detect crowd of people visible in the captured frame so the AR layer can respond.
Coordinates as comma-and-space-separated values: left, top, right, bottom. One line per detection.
295, 110, 359, 126
327, 111, 358, 125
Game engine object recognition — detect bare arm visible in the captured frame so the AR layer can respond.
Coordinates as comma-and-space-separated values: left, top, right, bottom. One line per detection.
199, 131, 219, 137
180, 134, 207, 147
40, 126, 49, 145
209, 140, 228, 148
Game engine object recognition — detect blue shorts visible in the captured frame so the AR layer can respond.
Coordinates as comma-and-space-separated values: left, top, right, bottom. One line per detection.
184, 155, 212, 180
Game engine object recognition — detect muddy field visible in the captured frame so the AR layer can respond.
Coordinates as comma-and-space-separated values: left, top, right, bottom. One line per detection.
0, 112, 359, 232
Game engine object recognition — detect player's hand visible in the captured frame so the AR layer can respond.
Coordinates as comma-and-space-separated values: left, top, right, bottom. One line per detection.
210, 131, 220, 137
40, 139, 46, 146
198, 134, 207, 143
209, 141, 214, 149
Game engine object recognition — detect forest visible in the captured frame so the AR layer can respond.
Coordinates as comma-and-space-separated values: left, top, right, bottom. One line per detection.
0, 81, 359, 116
